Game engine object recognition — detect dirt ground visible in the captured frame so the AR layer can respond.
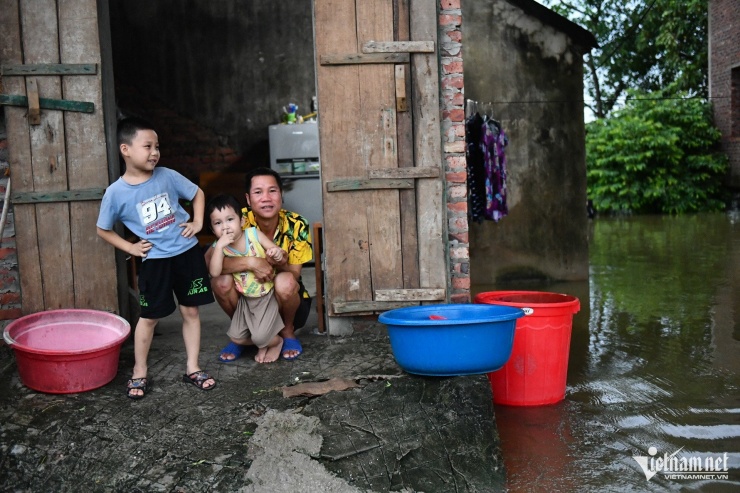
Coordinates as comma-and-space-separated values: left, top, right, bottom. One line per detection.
0, 292, 506, 492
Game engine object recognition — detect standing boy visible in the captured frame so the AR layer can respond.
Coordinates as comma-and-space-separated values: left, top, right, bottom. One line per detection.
207, 194, 286, 363
97, 117, 216, 399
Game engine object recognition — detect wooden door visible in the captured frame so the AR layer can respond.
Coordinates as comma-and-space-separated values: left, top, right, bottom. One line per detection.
314, 0, 447, 316
0, 0, 120, 315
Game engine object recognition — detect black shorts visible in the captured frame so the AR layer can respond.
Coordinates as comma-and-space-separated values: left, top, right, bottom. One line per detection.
294, 281, 312, 329
138, 244, 215, 319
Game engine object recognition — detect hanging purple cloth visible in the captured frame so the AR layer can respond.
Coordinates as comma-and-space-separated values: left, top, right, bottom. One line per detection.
480, 118, 508, 222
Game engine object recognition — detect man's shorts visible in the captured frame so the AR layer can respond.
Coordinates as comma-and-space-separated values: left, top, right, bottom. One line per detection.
294, 281, 312, 329
138, 244, 214, 319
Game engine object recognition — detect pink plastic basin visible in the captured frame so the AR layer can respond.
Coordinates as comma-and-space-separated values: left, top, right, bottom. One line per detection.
3, 309, 131, 394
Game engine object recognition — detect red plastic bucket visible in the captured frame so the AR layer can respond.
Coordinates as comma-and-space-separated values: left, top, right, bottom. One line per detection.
3, 309, 131, 394
474, 291, 580, 406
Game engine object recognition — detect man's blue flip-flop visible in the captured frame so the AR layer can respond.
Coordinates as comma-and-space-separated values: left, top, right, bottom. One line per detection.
218, 341, 247, 362
282, 338, 303, 361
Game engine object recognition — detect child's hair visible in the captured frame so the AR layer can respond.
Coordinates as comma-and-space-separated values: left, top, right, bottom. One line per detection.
245, 166, 283, 194
117, 116, 156, 147
206, 194, 243, 233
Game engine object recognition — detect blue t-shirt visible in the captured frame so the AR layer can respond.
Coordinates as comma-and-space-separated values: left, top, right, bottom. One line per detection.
96, 167, 198, 260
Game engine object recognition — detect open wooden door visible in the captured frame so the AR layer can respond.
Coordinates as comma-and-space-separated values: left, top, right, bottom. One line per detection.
0, 0, 120, 315
314, 0, 448, 318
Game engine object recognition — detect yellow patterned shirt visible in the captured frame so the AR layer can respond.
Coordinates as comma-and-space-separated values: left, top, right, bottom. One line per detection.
242, 208, 313, 299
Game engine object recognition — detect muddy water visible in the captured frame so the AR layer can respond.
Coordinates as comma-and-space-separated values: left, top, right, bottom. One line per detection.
474, 212, 740, 492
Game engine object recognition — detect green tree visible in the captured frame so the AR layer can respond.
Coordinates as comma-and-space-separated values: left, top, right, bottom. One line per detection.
586, 91, 728, 213
542, 0, 708, 118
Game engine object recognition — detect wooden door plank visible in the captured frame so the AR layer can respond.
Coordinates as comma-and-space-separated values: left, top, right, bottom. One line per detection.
362, 41, 435, 53
375, 288, 446, 301
333, 300, 418, 314
410, 0, 447, 293
21, 0, 75, 310
326, 178, 413, 191
394, 0, 420, 290
369, 166, 440, 179
60, 0, 118, 311
315, 0, 372, 313
319, 52, 409, 65
0, 0, 45, 314
357, 0, 403, 297
1, 63, 97, 75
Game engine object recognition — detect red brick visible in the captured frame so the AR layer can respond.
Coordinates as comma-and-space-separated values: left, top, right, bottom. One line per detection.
0, 248, 16, 260
441, 76, 464, 90
452, 276, 470, 289
0, 290, 20, 303
447, 201, 467, 213
440, 0, 461, 10
450, 293, 470, 303
450, 232, 469, 243
446, 156, 467, 170
0, 308, 22, 320
446, 171, 467, 183
442, 60, 463, 75
438, 14, 461, 27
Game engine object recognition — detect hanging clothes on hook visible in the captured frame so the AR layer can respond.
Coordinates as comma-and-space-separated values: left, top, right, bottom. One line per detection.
481, 115, 508, 221
465, 100, 509, 223
466, 104, 486, 223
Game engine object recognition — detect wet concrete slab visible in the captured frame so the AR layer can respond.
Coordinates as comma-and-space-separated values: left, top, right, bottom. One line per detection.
0, 302, 505, 492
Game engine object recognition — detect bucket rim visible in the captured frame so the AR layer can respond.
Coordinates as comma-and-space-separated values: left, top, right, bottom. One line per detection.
474, 290, 580, 311
3, 308, 131, 355
379, 303, 525, 326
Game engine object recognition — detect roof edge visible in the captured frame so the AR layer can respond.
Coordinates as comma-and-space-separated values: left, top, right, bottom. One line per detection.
507, 0, 599, 50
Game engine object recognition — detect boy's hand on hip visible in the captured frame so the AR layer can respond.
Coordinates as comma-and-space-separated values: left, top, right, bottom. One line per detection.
179, 220, 203, 238
130, 239, 153, 258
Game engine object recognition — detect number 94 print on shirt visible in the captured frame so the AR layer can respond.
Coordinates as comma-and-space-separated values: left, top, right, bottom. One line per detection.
139, 193, 176, 235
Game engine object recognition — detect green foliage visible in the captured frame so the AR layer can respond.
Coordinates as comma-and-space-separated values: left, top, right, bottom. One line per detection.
586, 92, 728, 213
543, 0, 708, 118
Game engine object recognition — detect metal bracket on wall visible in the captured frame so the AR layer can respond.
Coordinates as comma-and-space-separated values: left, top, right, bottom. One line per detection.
0, 93, 94, 114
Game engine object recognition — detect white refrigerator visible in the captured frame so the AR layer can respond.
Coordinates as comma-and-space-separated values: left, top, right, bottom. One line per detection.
268, 122, 322, 228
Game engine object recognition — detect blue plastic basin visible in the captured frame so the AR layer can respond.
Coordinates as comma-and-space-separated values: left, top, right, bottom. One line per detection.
378, 304, 525, 376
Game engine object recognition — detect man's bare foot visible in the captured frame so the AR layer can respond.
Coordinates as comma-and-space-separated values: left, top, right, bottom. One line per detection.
255, 336, 283, 364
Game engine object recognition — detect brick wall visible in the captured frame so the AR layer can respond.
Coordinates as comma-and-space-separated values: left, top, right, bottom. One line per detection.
709, 0, 740, 189
439, 0, 470, 303
0, 110, 22, 323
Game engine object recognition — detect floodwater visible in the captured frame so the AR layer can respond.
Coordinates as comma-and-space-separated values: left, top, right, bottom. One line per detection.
475, 212, 740, 492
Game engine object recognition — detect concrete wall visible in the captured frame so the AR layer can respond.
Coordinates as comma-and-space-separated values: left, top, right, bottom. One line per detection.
109, 0, 316, 171
462, 0, 589, 284
709, 0, 740, 190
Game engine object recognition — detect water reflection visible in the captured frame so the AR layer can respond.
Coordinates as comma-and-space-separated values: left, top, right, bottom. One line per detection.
475, 213, 740, 492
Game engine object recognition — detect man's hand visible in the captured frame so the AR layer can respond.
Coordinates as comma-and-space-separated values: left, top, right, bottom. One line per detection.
249, 257, 275, 283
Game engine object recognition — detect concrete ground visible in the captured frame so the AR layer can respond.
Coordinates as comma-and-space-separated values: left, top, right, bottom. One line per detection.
0, 268, 506, 492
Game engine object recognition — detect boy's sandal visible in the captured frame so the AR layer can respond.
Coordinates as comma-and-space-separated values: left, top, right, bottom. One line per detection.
126, 377, 149, 400
182, 371, 216, 391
